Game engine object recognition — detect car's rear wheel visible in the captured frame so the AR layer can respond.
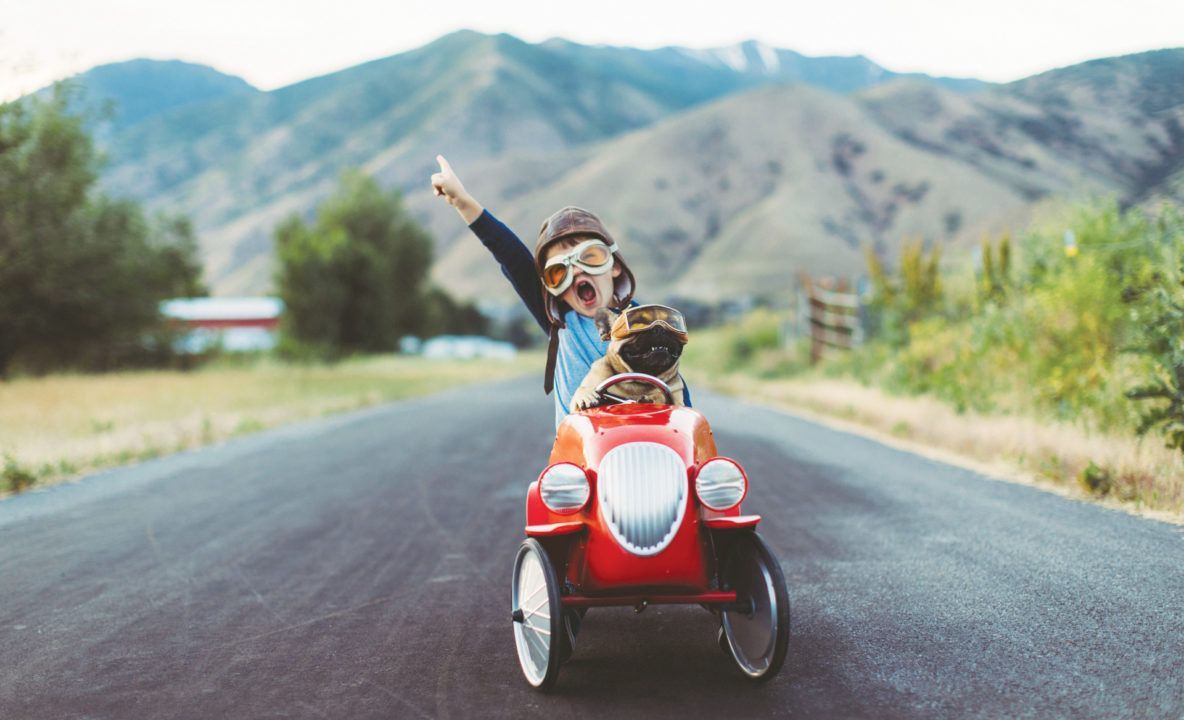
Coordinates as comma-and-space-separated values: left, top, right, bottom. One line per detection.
720, 532, 790, 681
511, 538, 562, 690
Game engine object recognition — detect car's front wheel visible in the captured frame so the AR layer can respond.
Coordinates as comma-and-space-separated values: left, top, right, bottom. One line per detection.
719, 532, 790, 681
511, 538, 562, 690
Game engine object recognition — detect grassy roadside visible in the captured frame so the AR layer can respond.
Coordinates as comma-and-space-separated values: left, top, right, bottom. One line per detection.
701, 373, 1184, 523
684, 317, 1184, 523
1, 354, 539, 496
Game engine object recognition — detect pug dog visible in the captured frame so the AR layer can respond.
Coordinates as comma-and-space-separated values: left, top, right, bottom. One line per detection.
570, 305, 688, 410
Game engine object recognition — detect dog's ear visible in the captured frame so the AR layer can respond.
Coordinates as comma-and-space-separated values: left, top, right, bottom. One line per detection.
594, 308, 619, 341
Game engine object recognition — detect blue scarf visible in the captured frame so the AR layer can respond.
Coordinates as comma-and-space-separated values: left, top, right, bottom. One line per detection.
552, 310, 609, 428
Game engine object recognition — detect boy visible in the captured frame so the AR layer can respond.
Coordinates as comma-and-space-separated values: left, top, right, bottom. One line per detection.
430, 155, 689, 425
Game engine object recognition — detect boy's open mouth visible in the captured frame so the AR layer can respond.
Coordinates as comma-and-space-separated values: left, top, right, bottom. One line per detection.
575, 277, 597, 306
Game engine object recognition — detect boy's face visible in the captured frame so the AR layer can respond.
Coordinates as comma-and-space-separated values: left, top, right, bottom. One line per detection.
543, 236, 623, 318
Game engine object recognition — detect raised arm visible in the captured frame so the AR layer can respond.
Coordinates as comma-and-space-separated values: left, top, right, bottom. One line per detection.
430, 155, 548, 332
431, 155, 484, 225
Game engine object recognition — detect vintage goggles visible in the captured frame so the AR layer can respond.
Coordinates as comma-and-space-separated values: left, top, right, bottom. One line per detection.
611, 304, 689, 342
542, 239, 618, 296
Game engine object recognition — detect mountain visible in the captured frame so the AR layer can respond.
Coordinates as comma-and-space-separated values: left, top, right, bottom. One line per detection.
56, 59, 258, 138
431, 84, 1041, 304
1006, 49, 1184, 202
58, 33, 1182, 302
75, 30, 988, 295
431, 49, 1184, 304
678, 39, 985, 93
864, 49, 1184, 203
547, 38, 986, 94
95, 30, 753, 292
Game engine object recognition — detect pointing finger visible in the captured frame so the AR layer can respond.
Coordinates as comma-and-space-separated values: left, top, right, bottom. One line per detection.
436, 154, 453, 175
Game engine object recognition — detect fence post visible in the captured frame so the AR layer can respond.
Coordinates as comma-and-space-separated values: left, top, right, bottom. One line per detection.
800, 273, 863, 365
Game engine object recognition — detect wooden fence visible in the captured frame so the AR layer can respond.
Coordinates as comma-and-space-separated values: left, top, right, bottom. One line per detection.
797, 275, 864, 364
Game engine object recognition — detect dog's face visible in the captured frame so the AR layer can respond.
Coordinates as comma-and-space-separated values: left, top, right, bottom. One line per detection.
595, 308, 686, 378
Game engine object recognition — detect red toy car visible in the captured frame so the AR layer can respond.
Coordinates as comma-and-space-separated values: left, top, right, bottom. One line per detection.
511, 373, 790, 690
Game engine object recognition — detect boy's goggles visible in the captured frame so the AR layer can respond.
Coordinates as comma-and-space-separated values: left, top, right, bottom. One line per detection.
542, 239, 617, 296
611, 304, 689, 343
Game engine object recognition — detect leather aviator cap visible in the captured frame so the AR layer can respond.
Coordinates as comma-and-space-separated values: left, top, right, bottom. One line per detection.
535, 206, 636, 395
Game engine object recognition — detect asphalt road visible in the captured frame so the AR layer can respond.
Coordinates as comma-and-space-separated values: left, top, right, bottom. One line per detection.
2, 376, 1182, 719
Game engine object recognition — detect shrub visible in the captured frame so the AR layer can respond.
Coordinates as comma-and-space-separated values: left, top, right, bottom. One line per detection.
845, 200, 1173, 429
1124, 210, 1184, 452
679, 309, 801, 379
865, 238, 942, 346
978, 234, 1011, 304
3, 454, 37, 493
1077, 460, 1114, 496
725, 310, 782, 369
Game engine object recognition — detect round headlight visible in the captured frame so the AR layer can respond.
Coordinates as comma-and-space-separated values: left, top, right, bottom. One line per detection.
695, 458, 747, 511
539, 463, 590, 514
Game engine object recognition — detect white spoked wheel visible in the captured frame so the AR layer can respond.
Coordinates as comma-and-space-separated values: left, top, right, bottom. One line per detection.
511, 538, 562, 690
720, 532, 790, 681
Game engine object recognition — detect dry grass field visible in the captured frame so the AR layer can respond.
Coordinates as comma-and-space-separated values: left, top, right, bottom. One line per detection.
0, 354, 538, 494
697, 373, 1184, 522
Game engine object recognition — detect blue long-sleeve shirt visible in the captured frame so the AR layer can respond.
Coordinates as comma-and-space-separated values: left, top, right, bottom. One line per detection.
468, 210, 690, 425
469, 210, 549, 333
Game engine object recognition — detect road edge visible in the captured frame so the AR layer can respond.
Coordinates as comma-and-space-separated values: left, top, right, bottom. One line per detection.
712, 386, 1184, 528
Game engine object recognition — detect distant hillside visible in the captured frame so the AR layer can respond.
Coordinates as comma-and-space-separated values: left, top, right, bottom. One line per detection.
1005, 49, 1184, 202
430, 84, 1044, 304
433, 49, 1184, 304
62, 33, 1183, 303
56, 59, 258, 138
867, 50, 1184, 200
77, 30, 988, 295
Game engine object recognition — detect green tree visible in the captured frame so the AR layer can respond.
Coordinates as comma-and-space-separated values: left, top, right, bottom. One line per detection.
274, 170, 434, 356
1124, 210, 1184, 452
0, 85, 206, 375
419, 287, 488, 338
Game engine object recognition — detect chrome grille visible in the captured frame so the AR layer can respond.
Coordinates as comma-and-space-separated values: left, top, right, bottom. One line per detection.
597, 442, 687, 556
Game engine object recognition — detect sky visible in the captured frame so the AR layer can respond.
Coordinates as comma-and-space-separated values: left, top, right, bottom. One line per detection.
2, 0, 1182, 100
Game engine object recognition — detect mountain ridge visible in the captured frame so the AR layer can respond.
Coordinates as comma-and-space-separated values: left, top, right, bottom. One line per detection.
430, 48, 1184, 304
31, 33, 1184, 302
51, 59, 257, 140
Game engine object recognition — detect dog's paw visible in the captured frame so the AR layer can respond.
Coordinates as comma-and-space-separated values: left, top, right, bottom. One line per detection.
571, 390, 600, 411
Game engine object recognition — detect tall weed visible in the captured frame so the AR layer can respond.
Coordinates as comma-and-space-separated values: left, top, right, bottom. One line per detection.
839, 200, 1174, 433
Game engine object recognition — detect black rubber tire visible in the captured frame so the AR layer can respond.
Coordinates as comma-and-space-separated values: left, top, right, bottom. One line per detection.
558, 608, 578, 665
511, 538, 563, 691
720, 532, 791, 681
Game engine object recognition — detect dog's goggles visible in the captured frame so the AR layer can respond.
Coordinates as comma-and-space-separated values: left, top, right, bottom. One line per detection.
611, 304, 689, 343
542, 239, 618, 296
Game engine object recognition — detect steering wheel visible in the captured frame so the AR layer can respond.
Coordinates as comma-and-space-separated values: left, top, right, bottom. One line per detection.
594, 373, 676, 406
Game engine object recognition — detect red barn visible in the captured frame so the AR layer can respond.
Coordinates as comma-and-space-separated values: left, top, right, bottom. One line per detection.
160, 297, 283, 353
